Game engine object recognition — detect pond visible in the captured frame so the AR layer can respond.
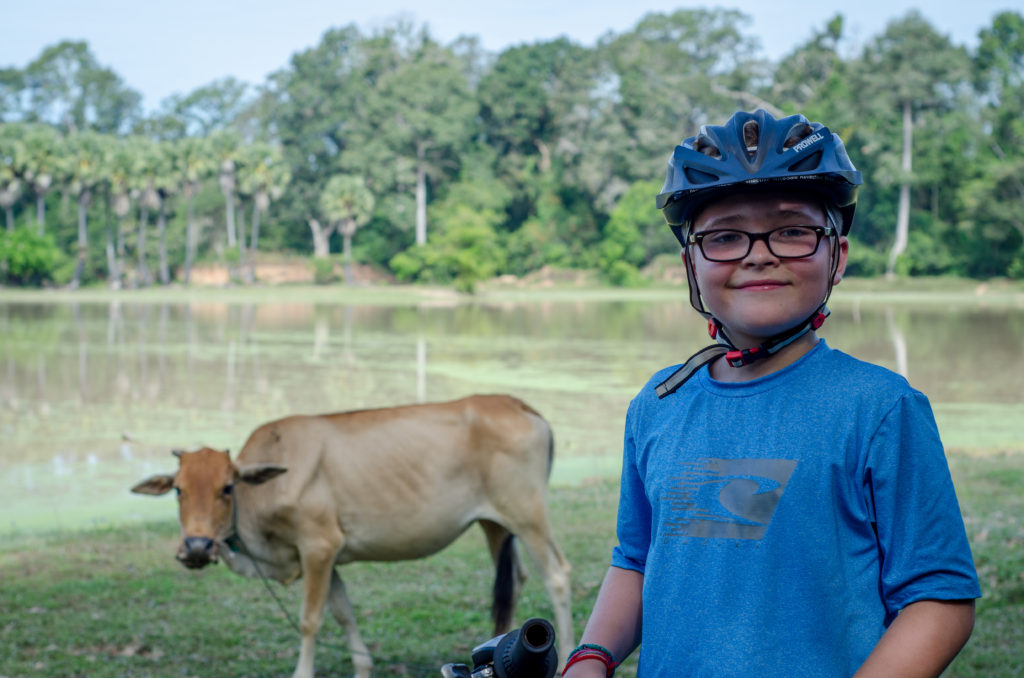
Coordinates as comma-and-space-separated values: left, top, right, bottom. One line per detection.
2, 288, 1023, 533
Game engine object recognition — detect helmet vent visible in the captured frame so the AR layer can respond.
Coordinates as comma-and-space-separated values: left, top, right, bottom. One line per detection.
694, 134, 722, 159
684, 167, 719, 185
742, 120, 760, 155
783, 123, 814, 149
788, 150, 822, 173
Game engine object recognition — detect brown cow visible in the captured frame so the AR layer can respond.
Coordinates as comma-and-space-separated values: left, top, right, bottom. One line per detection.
131, 394, 572, 678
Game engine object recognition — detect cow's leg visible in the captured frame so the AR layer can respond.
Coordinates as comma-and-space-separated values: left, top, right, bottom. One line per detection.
479, 519, 528, 633
293, 535, 345, 678
326, 569, 373, 678
501, 510, 574, 669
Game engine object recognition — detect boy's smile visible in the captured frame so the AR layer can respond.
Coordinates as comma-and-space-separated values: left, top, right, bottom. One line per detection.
687, 191, 848, 358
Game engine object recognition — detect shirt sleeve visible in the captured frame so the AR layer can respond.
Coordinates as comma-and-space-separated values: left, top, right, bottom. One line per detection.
612, 396, 653, 573
864, 391, 982, 619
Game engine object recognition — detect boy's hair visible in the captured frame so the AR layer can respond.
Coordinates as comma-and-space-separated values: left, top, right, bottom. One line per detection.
656, 109, 862, 245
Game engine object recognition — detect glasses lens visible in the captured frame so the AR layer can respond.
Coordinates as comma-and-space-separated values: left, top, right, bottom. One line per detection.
700, 230, 749, 261
769, 227, 820, 258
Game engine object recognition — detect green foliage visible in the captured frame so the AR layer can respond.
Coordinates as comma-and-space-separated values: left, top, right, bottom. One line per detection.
604, 260, 646, 287
844, 236, 888, 278
22, 40, 141, 135
390, 202, 507, 293
320, 175, 374, 228
597, 180, 664, 285
896, 213, 966, 276
311, 256, 338, 284
1008, 251, 1024, 279
0, 226, 67, 286
2, 10, 1024, 285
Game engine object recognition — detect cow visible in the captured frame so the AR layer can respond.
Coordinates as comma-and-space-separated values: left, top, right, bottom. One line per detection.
130, 394, 573, 678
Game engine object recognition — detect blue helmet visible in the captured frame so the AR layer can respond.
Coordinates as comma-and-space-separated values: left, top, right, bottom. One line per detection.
656, 109, 862, 245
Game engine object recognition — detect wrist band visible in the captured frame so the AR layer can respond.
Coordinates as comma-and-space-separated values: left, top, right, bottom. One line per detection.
564, 643, 619, 677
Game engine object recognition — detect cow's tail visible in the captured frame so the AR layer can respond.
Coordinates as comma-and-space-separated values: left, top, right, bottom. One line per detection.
492, 533, 518, 633
546, 425, 555, 479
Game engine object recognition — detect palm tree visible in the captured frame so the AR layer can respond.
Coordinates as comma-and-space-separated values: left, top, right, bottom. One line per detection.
0, 172, 20, 232
106, 137, 136, 288
19, 124, 59, 235
0, 127, 22, 231
151, 140, 178, 285
0, 123, 60, 235
320, 174, 375, 284
210, 130, 243, 280
237, 141, 291, 282
173, 136, 215, 285
127, 136, 160, 287
62, 131, 110, 288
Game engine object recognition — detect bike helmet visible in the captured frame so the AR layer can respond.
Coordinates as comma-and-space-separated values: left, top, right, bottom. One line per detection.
652, 110, 863, 382
657, 109, 862, 245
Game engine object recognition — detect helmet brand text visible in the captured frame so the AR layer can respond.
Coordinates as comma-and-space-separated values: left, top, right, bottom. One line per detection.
789, 132, 824, 153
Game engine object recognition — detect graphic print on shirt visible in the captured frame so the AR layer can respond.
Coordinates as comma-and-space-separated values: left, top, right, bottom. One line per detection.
665, 457, 797, 540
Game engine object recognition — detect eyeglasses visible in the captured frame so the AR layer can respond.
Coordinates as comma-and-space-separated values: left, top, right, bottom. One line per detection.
687, 225, 834, 262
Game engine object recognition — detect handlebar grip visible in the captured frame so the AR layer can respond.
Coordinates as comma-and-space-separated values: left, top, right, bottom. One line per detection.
493, 617, 557, 678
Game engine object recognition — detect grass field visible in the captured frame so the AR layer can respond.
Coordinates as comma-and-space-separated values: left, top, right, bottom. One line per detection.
1, 449, 1021, 678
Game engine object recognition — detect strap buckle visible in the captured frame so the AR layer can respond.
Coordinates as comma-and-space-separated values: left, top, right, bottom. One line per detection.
725, 347, 764, 367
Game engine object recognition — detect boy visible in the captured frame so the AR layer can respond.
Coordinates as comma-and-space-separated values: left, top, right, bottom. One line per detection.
564, 110, 981, 677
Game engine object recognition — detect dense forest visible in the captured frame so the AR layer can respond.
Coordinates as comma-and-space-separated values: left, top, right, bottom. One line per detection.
0, 8, 1021, 290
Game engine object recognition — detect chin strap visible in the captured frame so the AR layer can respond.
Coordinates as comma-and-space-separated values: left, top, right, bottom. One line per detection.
655, 306, 830, 399
654, 344, 729, 398
711, 306, 830, 368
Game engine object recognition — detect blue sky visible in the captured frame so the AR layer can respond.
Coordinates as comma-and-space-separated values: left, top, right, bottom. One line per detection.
2, 1, 1016, 113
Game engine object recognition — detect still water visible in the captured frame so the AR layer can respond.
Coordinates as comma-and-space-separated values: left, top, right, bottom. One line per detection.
2, 291, 1023, 533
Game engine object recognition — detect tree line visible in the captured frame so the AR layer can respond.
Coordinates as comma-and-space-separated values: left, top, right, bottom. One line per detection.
0, 8, 1021, 290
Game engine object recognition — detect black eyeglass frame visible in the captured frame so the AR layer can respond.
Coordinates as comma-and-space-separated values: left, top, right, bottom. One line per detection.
687, 225, 835, 262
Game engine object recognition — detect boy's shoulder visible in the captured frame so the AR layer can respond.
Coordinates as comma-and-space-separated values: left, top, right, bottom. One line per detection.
819, 347, 916, 393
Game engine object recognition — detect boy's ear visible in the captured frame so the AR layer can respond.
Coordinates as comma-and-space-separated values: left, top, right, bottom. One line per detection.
682, 248, 698, 276
834, 237, 850, 284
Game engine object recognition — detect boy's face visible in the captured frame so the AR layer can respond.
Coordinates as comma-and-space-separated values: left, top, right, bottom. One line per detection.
686, 190, 848, 349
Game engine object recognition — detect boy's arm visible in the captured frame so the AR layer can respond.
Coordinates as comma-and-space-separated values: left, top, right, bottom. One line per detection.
563, 566, 644, 677
853, 599, 975, 678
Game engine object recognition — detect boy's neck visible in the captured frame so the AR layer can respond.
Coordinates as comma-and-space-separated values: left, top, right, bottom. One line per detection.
707, 332, 821, 383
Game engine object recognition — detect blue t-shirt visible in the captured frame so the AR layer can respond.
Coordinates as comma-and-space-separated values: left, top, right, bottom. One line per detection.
612, 340, 981, 677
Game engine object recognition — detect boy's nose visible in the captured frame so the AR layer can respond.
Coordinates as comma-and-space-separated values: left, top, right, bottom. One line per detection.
743, 238, 778, 263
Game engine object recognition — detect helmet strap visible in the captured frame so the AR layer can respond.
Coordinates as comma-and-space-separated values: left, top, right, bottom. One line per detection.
711, 307, 830, 367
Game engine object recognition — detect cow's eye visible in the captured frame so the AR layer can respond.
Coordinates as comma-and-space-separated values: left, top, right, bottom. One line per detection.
174, 486, 182, 497
222, 484, 234, 497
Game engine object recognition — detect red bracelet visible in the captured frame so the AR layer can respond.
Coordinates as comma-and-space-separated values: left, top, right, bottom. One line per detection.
564, 644, 618, 677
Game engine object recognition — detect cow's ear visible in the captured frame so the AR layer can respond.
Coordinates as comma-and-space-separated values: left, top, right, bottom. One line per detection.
238, 464, 288, 485
131, 474, 177, 495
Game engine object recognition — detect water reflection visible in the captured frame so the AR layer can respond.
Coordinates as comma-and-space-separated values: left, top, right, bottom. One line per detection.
886, 308, 908, 378
1, 295, 1022, 533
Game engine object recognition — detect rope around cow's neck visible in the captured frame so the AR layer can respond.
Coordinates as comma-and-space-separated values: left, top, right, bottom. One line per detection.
223, 495, 362, 653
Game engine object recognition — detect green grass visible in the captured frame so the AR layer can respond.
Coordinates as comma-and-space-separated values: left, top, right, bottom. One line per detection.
2, 453, 1021, 677
947, 451, 1024, 676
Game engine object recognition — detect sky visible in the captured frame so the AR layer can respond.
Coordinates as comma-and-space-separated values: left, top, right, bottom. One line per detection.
2, 1, 1017, 113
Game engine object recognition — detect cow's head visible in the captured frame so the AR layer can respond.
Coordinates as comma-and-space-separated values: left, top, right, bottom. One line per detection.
131, 447, 287, 569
